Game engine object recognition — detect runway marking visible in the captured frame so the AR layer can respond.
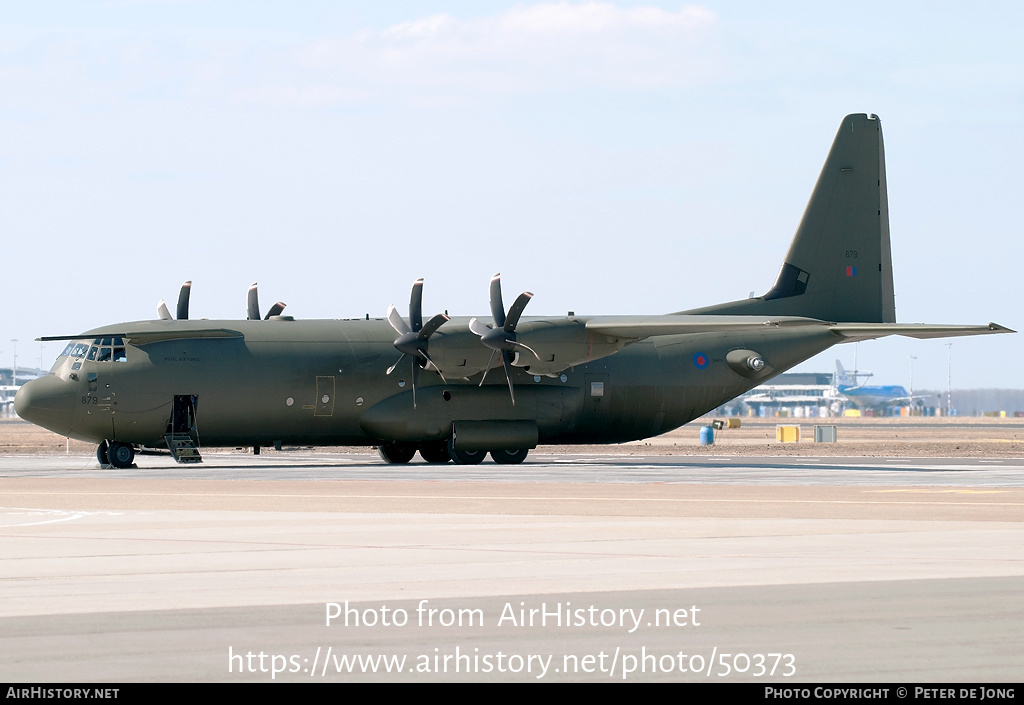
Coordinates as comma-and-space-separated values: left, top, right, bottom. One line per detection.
874, 489, 1008, 495
1, 493, 1022, 508
0, 508, 122, 527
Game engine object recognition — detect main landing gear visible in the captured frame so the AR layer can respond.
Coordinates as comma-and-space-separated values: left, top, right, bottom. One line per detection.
489, 448, 528, 464
376, 442, 416, 464
375, 441, 529, 466
97, 440, 136, 469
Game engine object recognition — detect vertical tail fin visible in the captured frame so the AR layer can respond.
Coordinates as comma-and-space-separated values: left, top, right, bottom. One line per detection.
683, 113, 896, 323
835, 360, 853, 388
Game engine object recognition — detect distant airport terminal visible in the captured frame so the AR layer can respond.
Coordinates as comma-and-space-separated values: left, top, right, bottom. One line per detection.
725, 361, 1024, 419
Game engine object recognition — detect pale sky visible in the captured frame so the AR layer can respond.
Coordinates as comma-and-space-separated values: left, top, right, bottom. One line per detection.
3, 1, 1021, 393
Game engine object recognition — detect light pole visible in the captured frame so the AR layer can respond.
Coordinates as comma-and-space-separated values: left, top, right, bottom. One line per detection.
909, 355, 917, 414
11, 339, 17, 386
945, 342, 953, 416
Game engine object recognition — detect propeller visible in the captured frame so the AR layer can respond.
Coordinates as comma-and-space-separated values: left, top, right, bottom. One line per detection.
469, 273, 539, 406
247, 283, 287, 320
157, 281, 192, 320
386, 279, 449, 408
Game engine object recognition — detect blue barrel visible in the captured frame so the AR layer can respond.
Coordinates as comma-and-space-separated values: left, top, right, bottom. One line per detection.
699, 425, 714, 446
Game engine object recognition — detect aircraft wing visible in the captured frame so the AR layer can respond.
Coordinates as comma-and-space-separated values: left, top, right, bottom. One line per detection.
585, 315, 825, 340
829, 322, 1013, 342
38, 328, 244, 345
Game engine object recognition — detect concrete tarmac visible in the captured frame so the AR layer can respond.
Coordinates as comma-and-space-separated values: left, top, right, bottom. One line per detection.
1, 451, 1022, 682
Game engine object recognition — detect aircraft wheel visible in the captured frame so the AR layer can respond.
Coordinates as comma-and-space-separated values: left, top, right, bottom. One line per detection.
106, 441, 135, 469
447, 438, 486, 465
490, 448, 528, 465
418, 442, 451, 464
96, 440, 109, 465
377, 443, 416, 464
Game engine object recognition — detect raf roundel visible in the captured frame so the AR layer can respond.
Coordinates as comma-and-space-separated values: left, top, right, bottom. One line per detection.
693, 352, 709, 369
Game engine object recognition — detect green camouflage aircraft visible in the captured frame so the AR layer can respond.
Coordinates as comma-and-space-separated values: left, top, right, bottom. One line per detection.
15, 114, 1011, 468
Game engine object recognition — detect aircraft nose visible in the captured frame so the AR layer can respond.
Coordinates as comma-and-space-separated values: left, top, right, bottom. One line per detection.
14, 375, 76, 437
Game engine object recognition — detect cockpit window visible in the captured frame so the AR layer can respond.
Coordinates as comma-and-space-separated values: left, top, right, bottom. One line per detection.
58, 342, 91, 358
61, 337, 127, 365
81, 337, 128, 363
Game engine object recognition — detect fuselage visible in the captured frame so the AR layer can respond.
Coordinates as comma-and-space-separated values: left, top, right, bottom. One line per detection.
15, 315, 840, 450
837, 384, 911, 408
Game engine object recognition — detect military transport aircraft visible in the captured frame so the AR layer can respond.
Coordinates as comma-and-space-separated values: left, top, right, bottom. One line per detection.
15, 114, 1011, 468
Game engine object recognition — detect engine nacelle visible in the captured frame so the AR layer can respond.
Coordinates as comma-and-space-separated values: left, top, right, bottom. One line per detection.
423, 318, 631, 379
511, 319, 629, 376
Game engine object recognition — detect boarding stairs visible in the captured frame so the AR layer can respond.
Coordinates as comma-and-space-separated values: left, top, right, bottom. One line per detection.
165, 433, 203, 464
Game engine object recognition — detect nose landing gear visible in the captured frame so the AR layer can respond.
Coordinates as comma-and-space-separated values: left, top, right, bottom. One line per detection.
97, 440, 136, 469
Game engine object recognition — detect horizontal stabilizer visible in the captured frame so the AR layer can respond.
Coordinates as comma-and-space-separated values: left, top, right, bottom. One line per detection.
829, 322, 1013, 342
584, 316, 1013, 344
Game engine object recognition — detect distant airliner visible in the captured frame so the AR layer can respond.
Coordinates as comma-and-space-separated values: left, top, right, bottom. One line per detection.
834, 360, 916, 408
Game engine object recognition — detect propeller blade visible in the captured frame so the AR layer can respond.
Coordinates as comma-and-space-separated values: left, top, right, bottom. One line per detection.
265, 302, 286, 319
411, 357, 420, 408
512, 340, 541, 360
478, 349, 499, 387
176, 281, 192, 320
387, 304, 412, 336
387, 353, 407, 375
501, 349, 516, 406
409, 278, 423, 332
157, 300, 173, 321
247, 283, 261, 321
504, 292, 533, 332
420, 350, 447, 383
489, 273, 506, 329
419, 313, 448, 340
469, 317, 491, 337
